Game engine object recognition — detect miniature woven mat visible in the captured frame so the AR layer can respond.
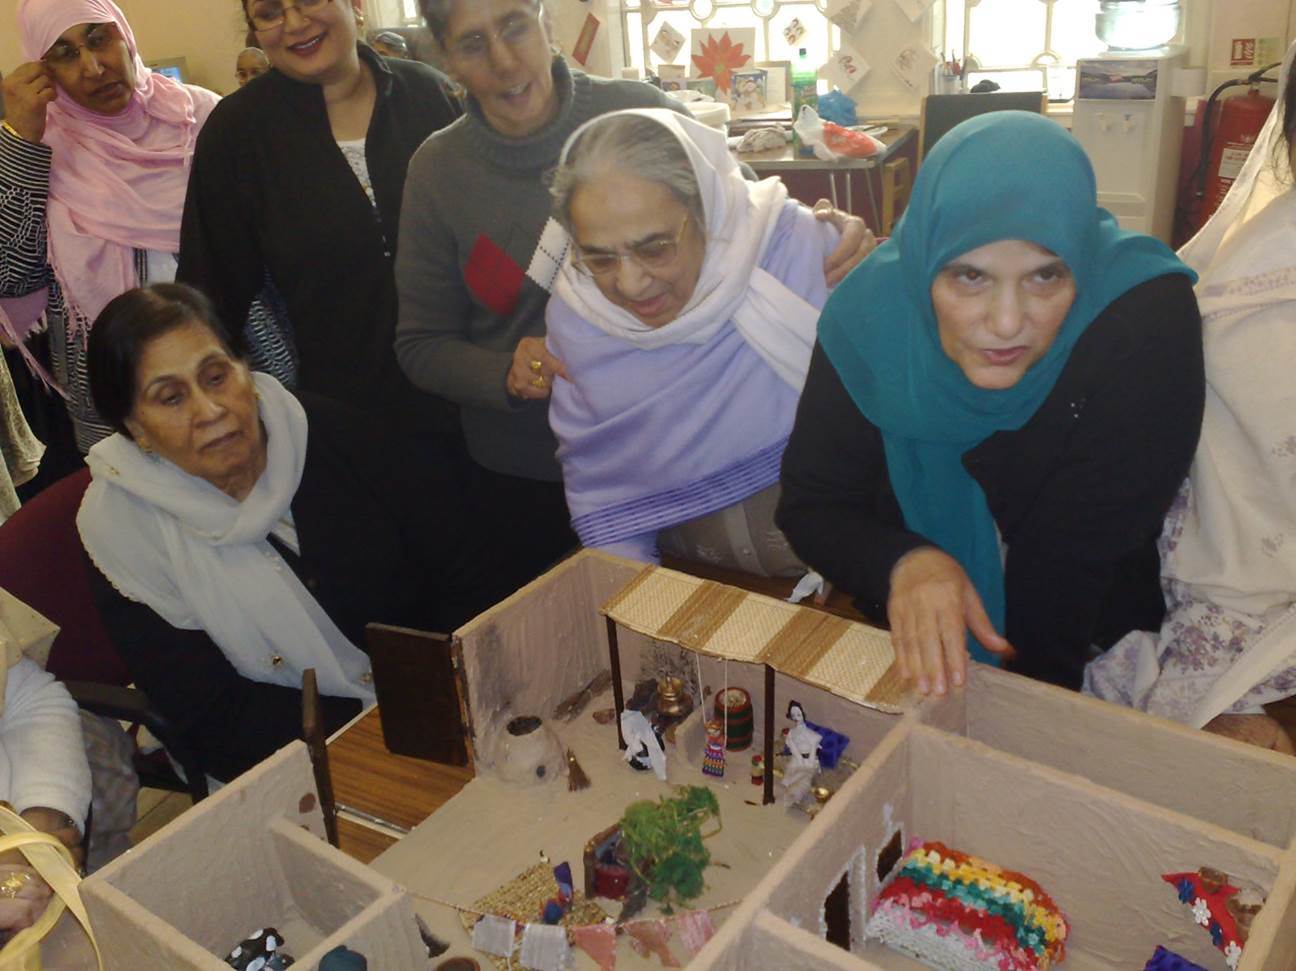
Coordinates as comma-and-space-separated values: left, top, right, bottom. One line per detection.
460, 863, 610, 970
602, 567, 910, 713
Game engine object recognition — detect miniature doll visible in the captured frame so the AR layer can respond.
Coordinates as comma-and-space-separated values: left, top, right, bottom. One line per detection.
782, 700, 822, 807
621, 709, 667, 780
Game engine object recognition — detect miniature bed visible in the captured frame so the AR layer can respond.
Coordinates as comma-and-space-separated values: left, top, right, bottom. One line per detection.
78, 550, 1296, 969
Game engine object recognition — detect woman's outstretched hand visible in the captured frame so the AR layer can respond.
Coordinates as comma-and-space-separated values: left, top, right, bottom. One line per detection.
887, 547, 1014, 696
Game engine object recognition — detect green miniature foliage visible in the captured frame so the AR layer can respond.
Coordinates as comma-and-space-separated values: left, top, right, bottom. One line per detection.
618, 785, 722, 912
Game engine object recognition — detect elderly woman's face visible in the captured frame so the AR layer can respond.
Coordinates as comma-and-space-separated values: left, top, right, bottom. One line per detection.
930, 239, 1076, 390
440, 0, 556, 138
569, 172, 705, 328
124, 321, 265, 495
43, 21, 135, 115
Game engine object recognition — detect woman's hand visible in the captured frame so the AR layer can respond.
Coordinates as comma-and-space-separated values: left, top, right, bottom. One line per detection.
1204, 713, 1296, 755
0, 865, 51, 933
1, 63, 58, 144
506, 336, 569, 402
812, 200, 878, 287
888, 547, 1013, 696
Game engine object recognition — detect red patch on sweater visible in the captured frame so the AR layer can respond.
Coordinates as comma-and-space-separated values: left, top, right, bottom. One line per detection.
465, 233, 525, 318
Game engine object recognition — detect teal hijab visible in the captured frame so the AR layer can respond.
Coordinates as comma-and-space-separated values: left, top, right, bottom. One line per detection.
818, 111, 1193, 662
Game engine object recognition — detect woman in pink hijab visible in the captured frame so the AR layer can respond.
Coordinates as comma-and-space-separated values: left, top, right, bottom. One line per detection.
0, 0, 290, 484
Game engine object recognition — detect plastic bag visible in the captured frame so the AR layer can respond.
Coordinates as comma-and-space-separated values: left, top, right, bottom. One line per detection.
792, 106, 885, 160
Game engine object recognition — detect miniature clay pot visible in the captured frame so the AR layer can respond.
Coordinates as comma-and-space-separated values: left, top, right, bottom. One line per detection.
492, 715, 565, 786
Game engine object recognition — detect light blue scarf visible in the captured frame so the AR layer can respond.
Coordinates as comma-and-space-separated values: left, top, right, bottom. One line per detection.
818, 111, 1192, 661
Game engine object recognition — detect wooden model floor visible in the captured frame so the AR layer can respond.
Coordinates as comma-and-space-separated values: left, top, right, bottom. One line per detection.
371, 689, 823, 970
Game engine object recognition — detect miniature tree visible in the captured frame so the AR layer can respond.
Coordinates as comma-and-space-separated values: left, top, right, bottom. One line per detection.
618, 785, 722, 913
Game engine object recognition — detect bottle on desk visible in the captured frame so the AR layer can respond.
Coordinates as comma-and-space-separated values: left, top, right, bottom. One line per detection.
791, 47, 818, 158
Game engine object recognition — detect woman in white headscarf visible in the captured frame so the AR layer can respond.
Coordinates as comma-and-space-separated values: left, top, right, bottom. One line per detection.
1084, 44, 1296, 753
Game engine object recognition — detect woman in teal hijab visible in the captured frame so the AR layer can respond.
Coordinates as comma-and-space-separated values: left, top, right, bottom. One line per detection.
776, 111, 1203, 697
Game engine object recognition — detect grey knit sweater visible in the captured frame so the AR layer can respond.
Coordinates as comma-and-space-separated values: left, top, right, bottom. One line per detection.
395, 58, 680, 481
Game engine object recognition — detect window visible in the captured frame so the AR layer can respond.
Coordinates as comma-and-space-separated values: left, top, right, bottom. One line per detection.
397, 0, 423, 27
618, 0, 838, 76
942, 0, 1108, 101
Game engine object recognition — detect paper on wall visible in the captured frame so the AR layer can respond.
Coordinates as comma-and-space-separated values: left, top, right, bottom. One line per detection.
651, 21, 686, 63
891, 0, 935, 21
826, 0, 872, 33
820, 42, 871, 94
890, 43, 939, 92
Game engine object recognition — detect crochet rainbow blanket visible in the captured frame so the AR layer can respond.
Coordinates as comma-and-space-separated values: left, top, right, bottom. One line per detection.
864, 840, 1069, 971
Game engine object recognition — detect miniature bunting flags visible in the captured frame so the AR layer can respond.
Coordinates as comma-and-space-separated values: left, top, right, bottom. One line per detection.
674, 910, 716, 957
520, 923, 572, 971
1162, 871, 1247, 970
625, 921, 681, 967
572, 923, 618, 971
471, 914, 517, 958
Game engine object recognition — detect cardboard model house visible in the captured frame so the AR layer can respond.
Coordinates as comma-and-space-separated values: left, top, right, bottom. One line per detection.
79, 550, 1296, 969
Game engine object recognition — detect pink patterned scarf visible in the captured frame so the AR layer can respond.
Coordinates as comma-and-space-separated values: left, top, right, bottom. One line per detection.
15, 0, 219, 332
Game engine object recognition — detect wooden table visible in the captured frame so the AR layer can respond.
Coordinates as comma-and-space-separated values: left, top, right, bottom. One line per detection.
735, 124, 916, 229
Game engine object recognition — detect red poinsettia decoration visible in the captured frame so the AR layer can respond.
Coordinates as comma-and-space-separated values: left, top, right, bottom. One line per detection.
691, 31, 751, 93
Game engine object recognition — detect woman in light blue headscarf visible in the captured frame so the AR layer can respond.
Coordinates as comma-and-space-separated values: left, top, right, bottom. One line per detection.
777, 111, 1203, 698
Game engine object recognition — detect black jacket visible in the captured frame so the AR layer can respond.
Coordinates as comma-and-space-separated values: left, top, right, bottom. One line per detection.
86, 393, 498, 782
178, 47, 460, 428
776, 274, 1205, 689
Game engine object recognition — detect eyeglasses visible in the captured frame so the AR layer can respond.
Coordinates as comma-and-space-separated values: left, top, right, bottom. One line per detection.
248, 0, 331, 32
447, 11, 540, 62
43, 23, 117, 69
571, 215, 692, 278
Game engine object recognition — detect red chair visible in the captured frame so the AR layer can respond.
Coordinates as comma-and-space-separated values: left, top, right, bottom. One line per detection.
0, 468, 208, 801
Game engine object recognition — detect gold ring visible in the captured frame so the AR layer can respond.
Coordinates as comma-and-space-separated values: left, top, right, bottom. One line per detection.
528, 359, 543, 373
531, 376, 546, 388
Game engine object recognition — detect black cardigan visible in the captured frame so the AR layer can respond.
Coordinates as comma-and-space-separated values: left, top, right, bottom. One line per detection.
178, 47, 460, 429
86, 393, 499, 782
776, 274, 1205, 690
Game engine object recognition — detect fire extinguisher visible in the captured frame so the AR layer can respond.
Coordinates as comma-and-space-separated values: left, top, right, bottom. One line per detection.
1180, 66, 1279, 241
1202, 86, 1277, 217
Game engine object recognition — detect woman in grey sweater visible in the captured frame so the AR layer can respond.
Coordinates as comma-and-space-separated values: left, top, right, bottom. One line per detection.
396, 0, 873, 589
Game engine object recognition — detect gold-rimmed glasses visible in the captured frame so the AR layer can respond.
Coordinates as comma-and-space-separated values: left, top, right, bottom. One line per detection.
43, 23, 118, 69
571, 214, 693, 278
247, 0, 331, 32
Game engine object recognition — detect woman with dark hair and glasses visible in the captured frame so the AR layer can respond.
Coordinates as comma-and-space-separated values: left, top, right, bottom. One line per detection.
0, 0, 292, 484
76, 283, 497, 782
179, 0, 462, 466
544, 109, 840, 575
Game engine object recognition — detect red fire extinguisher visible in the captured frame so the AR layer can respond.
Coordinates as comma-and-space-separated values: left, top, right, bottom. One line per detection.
1202, 86, 1276, 218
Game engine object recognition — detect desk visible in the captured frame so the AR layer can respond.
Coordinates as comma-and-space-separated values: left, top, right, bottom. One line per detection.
735, 124, 916, 230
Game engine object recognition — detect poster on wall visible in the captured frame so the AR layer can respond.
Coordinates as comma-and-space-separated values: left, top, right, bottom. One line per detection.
891, 0, 935, 22
890, 43, 938, 92
570, 13, 600, 67
651, 21, 686, 63
821, 42, 870, 93
689, 27, 755, 94
826, 0, 872, 34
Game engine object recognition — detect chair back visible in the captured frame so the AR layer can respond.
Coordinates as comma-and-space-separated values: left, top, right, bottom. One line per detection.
0, 468, 129, 686
919, 91, 1049, 161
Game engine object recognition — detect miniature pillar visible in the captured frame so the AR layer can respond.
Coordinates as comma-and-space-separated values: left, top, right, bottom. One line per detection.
606, 616, 627, 750
763, 663, 775, 805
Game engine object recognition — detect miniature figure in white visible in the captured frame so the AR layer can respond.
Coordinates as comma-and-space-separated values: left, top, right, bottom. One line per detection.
782, 700, 821, 808
621, 710, 667, 781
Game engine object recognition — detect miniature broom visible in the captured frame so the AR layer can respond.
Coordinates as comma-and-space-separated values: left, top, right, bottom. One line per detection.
566, 749, 591, 791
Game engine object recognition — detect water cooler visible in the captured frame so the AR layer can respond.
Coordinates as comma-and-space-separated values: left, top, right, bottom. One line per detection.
1071, 47, 1188, 242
